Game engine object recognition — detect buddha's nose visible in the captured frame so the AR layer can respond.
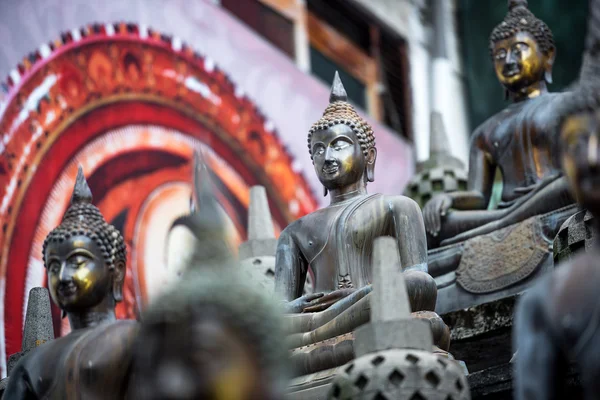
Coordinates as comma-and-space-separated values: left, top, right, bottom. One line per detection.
58, 262, 69, 282
324, 146, 335, 161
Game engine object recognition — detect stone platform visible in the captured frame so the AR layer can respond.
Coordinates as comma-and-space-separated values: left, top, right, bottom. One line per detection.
442, 295, 584, 399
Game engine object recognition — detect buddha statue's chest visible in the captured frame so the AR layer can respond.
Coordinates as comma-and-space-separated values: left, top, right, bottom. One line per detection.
295, 199, 391, 289
488, 108, 552, 156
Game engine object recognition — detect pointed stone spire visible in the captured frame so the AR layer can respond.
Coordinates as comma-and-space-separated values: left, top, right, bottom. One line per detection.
239, 185, 277, 260
70, 165, 92, 205
21, 287, 54, 353
247, 186, 275, 241
429, 111, 451, 158
170, 150, 233, 274
329, 71, 348, 103
371, 237, 411, 322
354, 237, 432, 356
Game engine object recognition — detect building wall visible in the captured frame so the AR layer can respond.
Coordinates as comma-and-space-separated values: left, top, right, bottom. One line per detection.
354, 0, 470, 164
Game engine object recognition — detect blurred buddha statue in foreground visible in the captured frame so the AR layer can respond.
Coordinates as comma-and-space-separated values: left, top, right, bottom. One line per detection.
129, 152, 288, 400
43, 166, 127, 329
423, 0, 574, 252
514, 7, 600, 395
274, 72, 437, 315
514, 84, 600, 399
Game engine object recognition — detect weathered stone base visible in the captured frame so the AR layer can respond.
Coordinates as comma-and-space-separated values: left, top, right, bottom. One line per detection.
442, 295, 584, 399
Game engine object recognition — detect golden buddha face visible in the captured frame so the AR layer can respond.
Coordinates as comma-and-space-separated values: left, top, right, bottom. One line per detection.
136, 318, 261, 400
45, 235, 112, 312
560, 110, 600, 212
493, 31, 553, 94
311, 124, 375, 190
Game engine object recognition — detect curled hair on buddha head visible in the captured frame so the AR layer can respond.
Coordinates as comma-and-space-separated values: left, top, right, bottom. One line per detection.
307, 71, 376, 161
42, 166, 127, 278
139, 267, 288, 398
489, 0, 555, 60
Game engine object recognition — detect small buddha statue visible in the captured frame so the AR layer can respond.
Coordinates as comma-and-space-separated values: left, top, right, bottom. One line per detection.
423, 0, 574, 252
43, 166, 127, 329
4, 166, 137, 399
513, 80, 600, 399
274, 71, 437, 314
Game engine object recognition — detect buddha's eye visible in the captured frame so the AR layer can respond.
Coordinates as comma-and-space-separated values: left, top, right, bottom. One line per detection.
495, 49, 507, 60
68, 254, 91, 267
48, 261, 60, 273
332, 140, 350, 151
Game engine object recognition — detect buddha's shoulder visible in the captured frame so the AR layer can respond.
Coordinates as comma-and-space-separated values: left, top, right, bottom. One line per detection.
379, 194, 422, 213
473, 92, 567, 136
280, 208, 334, 235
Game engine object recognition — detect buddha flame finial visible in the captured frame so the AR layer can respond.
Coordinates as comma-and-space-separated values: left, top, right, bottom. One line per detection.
70, 165, 93, 205
508, 0, 528, 11
329, 71, 348, 103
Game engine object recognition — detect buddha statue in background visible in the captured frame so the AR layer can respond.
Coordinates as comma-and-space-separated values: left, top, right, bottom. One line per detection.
4, 166, 138, 399
274, 72, 437, 315
514, 81, 600, 399
423, 0, 574, 254
43, 166, 127, 329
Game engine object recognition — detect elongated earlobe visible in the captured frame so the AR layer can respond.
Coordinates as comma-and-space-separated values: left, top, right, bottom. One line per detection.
323, 187, 328, 197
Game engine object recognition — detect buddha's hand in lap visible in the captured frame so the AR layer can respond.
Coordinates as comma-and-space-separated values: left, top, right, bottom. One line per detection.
283, 293, 325, 313
302, 288, 360, 313
282, 291, 352, 314
423, 193, 452, 237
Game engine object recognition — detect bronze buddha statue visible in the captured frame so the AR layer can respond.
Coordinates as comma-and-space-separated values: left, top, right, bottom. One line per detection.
423, 0, 574, 252
513, 82, 600, 398
43, 166, 127, 329
4, 166, 136, 399
274, 71, 436, 314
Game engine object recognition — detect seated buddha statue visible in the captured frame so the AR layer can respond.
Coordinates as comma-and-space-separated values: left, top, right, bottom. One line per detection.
4, 166, 136, 399
274, 73, 446, 360
513, 79, 600, 399
423, 0, 574, 256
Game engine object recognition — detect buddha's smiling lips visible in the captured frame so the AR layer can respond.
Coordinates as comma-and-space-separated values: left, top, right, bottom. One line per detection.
322, 164, 339, 175
502, 68, 520, 78
58, 284, 77, 298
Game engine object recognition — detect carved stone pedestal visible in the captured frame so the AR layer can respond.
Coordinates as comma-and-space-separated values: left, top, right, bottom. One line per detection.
432, 205, 579, 315
442, 296, 584, 399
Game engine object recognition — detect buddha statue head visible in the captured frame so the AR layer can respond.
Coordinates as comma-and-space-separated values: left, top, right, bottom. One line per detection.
556, 86, 600, 216
489, 0, 555, 98
42, 166, 126, 327
308, 71, 376, 197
